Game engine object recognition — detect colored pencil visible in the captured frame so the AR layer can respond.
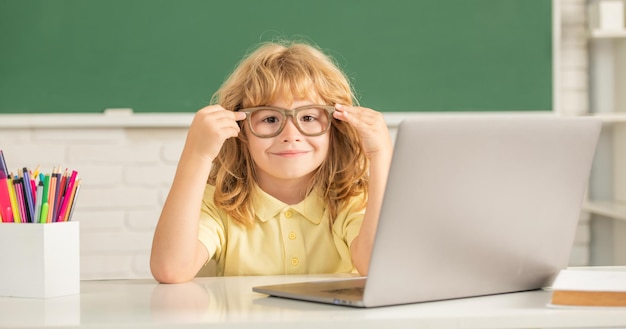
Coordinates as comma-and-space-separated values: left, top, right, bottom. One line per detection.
7, 175, 20, 223
34, 181, 43, 224
47, 169, 57, 223
14, 178, 27, 223
21, 168, 35, 222
40, 175, 50, 223
66, 180, 81, 222
0, 152, 81, 224
0, 176, 12, 223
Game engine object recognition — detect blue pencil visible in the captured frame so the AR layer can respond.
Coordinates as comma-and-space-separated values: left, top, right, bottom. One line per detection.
0, 150, 8, 178
22, 168, 35, 222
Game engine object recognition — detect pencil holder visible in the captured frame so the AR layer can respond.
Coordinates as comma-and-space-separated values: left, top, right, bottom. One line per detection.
0, 221, 79, 298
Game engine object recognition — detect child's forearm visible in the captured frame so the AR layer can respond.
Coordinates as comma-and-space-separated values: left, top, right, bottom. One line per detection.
351, 148, 392, 275
151, 106, 243, 283
150, 149, 212, 283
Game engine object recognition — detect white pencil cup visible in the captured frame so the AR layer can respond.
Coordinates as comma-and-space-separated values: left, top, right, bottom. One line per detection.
0, 221, 80, 298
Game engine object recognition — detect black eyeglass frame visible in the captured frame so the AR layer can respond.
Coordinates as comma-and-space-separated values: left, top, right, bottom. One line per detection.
238, 105, 335, 138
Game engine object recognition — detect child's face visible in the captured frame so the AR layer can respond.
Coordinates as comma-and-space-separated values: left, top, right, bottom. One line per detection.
245, 98, 330, 188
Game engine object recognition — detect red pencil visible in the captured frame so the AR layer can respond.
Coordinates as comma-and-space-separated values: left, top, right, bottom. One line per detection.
56, 170, 77, 222
14, 178, 27, 223
0, 176, 12, 223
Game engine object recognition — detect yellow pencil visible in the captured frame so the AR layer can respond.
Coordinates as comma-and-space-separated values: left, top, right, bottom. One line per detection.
33, 164, 41, 178
47, 167, 57, 223
7, 175, 20, 223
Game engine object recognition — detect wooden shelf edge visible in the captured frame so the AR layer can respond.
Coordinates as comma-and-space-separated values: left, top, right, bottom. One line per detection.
590, 29, 626, 39
583, 200, 626, 221
588, 112, 626, 123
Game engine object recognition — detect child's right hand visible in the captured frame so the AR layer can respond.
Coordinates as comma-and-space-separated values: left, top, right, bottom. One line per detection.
152, 104, 245, 283
185, 105, 247, 162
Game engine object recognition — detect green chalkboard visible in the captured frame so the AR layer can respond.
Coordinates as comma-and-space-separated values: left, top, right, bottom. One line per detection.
0, 0, 552, 113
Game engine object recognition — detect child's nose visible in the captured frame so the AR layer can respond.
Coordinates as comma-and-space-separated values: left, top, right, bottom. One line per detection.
280, 118, 302, 141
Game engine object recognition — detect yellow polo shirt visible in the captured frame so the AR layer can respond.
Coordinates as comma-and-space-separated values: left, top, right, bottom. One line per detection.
198, 184, 365, 276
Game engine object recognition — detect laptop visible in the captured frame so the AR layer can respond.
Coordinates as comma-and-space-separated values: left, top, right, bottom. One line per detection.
253, 115, 602, 308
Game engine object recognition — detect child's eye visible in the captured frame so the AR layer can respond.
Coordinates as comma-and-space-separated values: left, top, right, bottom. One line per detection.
301, 115, 317, 122
262, 116, 280, 124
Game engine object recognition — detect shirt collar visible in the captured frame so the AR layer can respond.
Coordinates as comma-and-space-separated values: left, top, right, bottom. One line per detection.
252, 186, 326, 225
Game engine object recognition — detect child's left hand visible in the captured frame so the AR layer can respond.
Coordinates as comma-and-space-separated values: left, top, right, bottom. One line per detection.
334, 104, 392, 275
333, 104, 392, 160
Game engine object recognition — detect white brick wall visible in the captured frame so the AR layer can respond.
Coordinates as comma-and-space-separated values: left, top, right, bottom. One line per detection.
0, 127, 181, 279
0, 2, 590, 279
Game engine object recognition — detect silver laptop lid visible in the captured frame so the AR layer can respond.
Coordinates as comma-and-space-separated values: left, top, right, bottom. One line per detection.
363, 116, 601, 307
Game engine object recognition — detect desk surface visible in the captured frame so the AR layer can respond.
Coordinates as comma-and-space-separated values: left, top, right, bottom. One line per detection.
1, 274, 626, 329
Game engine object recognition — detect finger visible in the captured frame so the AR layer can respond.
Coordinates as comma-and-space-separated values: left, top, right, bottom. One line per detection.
197, 109, 245, 127
233, 111, 246, 121
197, 104, 225, 114
192, 113, 240, 141
334, 104, 379, 127
333, 104, 359, 124
214, 116, 243, 136
197, 105, 246, 121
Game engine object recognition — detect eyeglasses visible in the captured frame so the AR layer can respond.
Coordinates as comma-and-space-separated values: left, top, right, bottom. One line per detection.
238, 105, 335, 138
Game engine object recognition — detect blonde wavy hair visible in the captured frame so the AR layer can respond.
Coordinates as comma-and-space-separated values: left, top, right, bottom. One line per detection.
208, 41, 368, 227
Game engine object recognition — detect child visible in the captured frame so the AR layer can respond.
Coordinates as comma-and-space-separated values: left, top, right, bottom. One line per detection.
150, 40, 392, 283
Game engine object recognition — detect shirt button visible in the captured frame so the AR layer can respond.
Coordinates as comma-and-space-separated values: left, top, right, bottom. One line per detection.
284, 210, 293, 218
288, 232, 296, 240
291, 257, 299, 266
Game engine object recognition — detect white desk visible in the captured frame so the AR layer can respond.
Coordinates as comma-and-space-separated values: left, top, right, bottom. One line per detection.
1, 274, 626, 328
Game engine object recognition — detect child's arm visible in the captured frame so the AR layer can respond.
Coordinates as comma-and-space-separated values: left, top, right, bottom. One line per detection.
150, 105, 245, 283
333, 104, 393, 275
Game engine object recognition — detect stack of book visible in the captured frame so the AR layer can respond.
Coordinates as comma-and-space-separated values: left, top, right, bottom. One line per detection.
550, 267, 626, 307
